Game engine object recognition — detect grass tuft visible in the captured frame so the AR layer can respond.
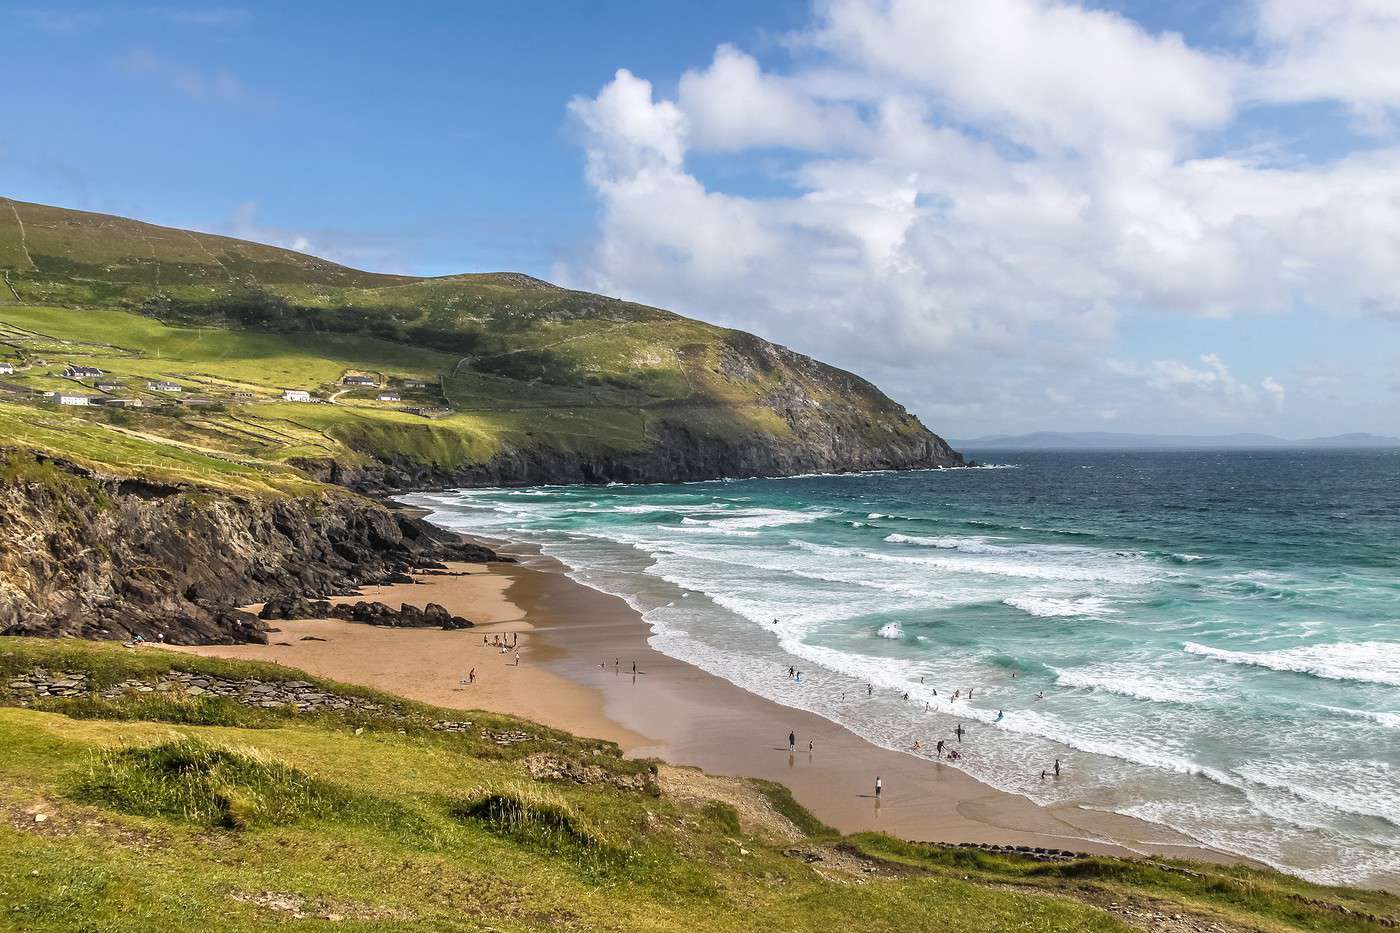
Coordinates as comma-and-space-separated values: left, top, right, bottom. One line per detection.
72, 736, 406, 832
451, 783, 599, 849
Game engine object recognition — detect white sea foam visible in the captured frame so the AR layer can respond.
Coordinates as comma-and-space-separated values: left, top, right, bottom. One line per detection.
1053, 664, 1209, 704
1184, 641, 1400, 687
792, 539, 1154, 585
884, 532, 1008, 554
1002, 595, 1116, 618
1318, 705, 1400, 729
876, 622, 903, 639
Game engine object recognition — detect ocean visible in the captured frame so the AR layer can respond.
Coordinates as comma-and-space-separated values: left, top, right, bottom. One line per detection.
403, 448, 1400, 888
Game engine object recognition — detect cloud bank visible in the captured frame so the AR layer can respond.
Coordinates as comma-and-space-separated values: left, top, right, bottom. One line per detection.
561, 0, 1400, 435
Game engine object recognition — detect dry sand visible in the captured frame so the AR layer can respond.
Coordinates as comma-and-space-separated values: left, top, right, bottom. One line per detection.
176, 550, 1253, 867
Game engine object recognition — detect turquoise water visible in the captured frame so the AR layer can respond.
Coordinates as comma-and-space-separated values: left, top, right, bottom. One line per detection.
405, 449, 1400, 887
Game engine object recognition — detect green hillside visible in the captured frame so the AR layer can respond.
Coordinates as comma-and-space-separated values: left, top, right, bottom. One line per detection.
2, 638, 1394, 932
0, 197, 960, 489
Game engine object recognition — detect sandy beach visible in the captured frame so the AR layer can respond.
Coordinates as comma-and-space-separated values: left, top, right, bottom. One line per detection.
169, 541, 1261, 868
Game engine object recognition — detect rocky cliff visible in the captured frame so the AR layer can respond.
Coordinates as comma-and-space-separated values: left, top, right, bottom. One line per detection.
0, 450, 499, 644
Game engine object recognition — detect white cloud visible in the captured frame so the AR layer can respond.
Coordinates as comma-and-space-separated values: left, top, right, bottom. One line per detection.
561, 0, 1400, 435
1250, 0, 1400, 131
118, 50, 244, 103
1106, 353, 1285, 420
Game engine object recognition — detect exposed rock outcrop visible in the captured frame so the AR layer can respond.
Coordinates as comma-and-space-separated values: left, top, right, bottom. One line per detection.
0, 450, 502, 644
257, 595, 473, 630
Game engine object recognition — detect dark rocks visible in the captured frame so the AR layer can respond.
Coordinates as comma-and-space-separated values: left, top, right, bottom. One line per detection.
259, 595, 332, 621
0, 449, 500, 645
288, 599, 477, 629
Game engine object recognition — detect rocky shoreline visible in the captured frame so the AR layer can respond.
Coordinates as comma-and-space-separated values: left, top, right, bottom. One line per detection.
0, 427, 965, 646
0, 450, 505, 645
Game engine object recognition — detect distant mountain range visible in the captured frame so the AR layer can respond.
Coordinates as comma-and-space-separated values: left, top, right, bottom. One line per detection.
954, 431, 1400, 451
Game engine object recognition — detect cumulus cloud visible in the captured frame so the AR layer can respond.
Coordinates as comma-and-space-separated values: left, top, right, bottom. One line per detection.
560, 0, 1400, 434
1249, 0, 1400, 131
1107, 354, 1285, 420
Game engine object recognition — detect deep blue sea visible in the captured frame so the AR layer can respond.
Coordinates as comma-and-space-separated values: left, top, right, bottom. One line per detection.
405, 448, 1400, 887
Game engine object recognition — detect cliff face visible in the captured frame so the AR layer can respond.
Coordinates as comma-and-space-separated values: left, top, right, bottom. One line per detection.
0, 451, 498, 644
297, 422, 961, 492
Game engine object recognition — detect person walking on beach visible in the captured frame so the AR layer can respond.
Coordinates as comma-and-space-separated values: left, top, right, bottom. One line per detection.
789, 731, 796, 752
796, 671, 802, 683
875, 776, 882, 799
632, 660, 637, 674
514, 652, 521, 666
955, 723, 965, 741
867, 683, 873, 696
936, 739, 945, 757
808, 739, 814, 753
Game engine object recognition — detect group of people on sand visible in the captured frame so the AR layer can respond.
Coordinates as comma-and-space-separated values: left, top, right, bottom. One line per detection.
463, 632, 522, 684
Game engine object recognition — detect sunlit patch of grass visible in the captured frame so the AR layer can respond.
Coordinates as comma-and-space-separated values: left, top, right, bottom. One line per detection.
73, 736, 411, 832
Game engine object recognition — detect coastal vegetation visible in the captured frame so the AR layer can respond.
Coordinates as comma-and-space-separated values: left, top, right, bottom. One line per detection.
2, 637, 1395, 931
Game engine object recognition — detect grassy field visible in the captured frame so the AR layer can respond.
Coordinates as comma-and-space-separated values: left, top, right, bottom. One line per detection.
1, 638, 1394, 932
0, 300, 818, 484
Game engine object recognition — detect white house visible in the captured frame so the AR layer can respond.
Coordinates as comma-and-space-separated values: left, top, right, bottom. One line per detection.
281, 389, 312, 402
95, 382, 121, 391
64, 364, 104, 378
147, 381, 182, 392
57, 394, 91, 406
377, 393, 401, 402
0, 362, 14, 375
341, 374, 378, 386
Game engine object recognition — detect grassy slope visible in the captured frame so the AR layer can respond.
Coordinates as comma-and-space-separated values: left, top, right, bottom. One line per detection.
2, 639, 1394, 933
0, 197, 945, 482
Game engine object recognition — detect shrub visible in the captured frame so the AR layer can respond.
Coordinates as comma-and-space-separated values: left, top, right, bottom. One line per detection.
701, 801, 741, 837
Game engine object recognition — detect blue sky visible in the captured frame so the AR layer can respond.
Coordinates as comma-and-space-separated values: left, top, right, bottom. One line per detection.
6, 1, 1400, 438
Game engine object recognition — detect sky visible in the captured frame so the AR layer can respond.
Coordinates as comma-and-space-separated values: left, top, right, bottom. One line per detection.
5, 0, 1400, 439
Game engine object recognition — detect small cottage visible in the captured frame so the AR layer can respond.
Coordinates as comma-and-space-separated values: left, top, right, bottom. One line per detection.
341, 375, 378, 386
0, 362, 15, 375
56, 394, 91, 406
377, 393, 401, 402
281, 389, 312, 402
64, 364, 104, 378
147, 381, 182, 392
95, 382, 121, 391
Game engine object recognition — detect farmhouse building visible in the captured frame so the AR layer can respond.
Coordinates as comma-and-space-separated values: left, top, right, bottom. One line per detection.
377, 393, 401, 402
341, 375, 378, 386
56, 394, 91, 406
64, 364, 104, 378
281, 389, 312, 402
0, 363, 14, 375
147, 381, 182, 392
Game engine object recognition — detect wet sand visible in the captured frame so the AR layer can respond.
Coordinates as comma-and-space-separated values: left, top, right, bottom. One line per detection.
177, 550, 1253, 866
